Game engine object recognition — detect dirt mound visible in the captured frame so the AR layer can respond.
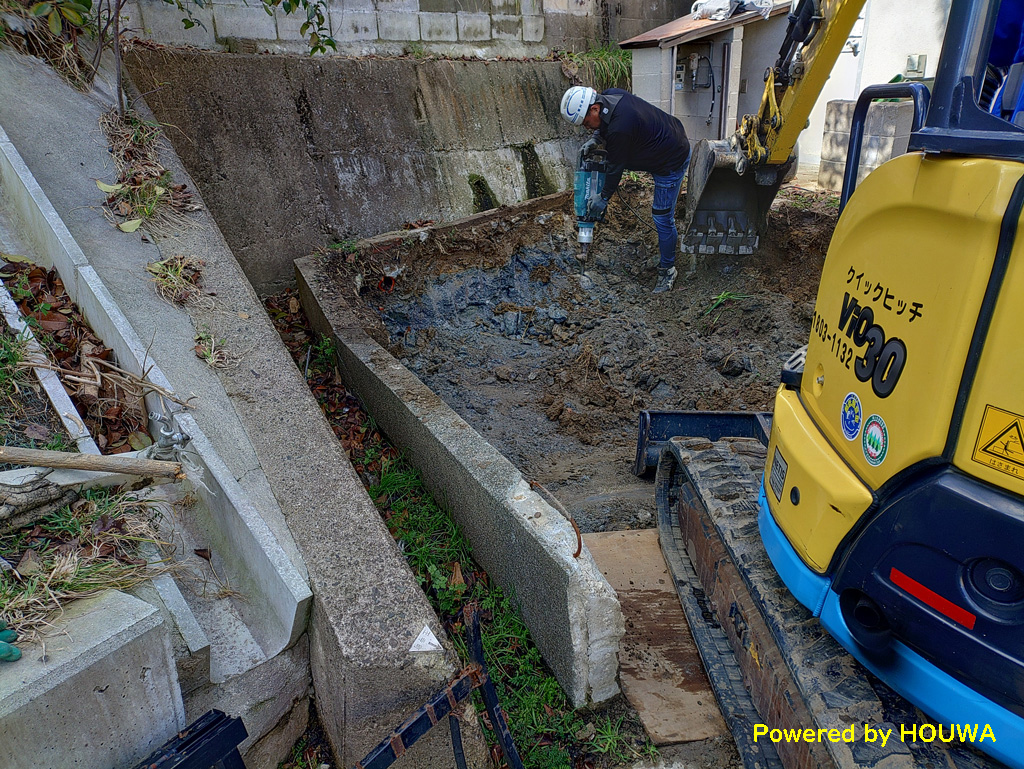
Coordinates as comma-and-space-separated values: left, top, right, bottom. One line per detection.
341, 181, 838, 531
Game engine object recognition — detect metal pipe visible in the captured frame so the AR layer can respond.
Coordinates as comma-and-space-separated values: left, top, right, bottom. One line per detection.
720, 42, 732, 139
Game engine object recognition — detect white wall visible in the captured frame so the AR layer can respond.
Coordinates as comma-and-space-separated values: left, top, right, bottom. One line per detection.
736, 13, 790, 122
799, 0, 951, 171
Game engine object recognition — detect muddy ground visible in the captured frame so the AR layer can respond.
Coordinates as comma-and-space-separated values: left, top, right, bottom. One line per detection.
339, 181, 837, 533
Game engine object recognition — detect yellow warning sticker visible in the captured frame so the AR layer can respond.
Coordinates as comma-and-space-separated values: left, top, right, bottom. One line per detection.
973, 405, 1024, 479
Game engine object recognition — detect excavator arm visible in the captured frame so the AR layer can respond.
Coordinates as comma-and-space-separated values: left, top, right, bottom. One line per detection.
681, 0, 867, 256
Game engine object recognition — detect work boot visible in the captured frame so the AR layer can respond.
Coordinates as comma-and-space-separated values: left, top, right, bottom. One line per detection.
653, 265, 677, 294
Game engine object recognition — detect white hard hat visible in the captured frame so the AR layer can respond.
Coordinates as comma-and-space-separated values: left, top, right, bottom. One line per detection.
560, 86, 597, 126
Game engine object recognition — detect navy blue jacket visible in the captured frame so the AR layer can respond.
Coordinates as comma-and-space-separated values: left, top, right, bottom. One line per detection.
595, 89, 690, 199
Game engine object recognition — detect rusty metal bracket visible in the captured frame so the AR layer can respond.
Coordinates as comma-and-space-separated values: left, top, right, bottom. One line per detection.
352, 603, 524, 769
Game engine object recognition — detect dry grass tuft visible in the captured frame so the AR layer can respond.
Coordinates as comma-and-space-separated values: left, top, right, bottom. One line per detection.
147, 255, 210, 308
0, 489, 175, 644
97, 108, 201, 240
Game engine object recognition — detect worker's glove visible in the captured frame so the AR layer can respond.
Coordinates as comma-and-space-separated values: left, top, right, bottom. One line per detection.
579, 133, 601, 159
0, 620, 20, 662
587, 196, 609, 222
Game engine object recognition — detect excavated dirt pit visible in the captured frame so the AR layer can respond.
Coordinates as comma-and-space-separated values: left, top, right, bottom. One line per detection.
344, 182, 837, 533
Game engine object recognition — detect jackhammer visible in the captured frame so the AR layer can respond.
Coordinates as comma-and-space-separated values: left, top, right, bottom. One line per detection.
573, 136, 608, 258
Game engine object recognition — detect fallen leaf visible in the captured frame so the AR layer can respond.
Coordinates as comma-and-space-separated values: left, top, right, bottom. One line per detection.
96, 542, 116, 558
288, 297, 300, 314
194, 548, 212, 561
0, 252, 33, 264
95, 180, 124, 193
22, 424, 50, 440
92, 514, 114, 535
118, 219, 144, 233
238, 312, 250, 319
55, 538, 80, 555
16, 549, 43, 577
128, 431, 153, 450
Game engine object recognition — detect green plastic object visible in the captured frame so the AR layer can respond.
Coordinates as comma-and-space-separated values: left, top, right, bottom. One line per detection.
0, 619, 21, 662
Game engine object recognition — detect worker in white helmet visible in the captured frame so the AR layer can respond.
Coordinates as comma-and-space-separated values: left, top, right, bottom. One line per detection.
559, 85, 691, 293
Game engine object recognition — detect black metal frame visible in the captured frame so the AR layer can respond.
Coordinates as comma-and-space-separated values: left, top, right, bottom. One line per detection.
353, 603, 524, 769
839, 83, 931, 212
910, 0, 1024, 159
129, 710, 248, 769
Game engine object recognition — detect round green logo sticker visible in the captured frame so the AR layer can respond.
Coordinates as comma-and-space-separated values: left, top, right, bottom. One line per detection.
862, 415, 888, 466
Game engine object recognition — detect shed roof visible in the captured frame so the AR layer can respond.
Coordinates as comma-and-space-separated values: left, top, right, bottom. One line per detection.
619, 2, 790, 49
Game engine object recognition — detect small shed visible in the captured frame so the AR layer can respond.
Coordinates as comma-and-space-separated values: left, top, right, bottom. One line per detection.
620, 3, 792, 145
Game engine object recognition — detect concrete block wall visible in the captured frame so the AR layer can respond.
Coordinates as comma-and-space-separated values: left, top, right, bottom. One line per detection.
127, 0, 678, 54
128, 0, 551, 54
818, 99, 915, 191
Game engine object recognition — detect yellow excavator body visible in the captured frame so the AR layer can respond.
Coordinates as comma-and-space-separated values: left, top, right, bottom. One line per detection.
765, 153, 1024, 571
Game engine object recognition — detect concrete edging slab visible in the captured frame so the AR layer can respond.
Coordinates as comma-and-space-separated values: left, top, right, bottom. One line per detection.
296, 253, 624, 707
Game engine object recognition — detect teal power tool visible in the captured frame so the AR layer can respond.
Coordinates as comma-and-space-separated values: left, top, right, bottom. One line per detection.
573, 137, 608, 258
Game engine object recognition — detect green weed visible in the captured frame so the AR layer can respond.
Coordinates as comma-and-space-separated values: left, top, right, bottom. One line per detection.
559, 44, 632, 91
327, 238, 360, 254
404, 41, 429, 59
146, 255, 206, 306
705, 290, 753, 315
0, 327, 31, 404
194, 326, 233, 368
310, 335, 337, 371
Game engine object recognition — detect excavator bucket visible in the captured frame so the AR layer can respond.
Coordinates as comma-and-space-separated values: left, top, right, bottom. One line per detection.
680, 138, 794, 257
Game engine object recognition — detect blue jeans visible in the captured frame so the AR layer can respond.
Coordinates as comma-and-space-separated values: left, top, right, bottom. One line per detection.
651, 154, 690, 269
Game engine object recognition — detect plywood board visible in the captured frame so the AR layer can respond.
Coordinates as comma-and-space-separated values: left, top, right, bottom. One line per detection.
584, 529, 727, 745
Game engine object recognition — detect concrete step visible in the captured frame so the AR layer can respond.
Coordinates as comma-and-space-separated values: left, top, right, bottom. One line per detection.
0, 590, 186, 769
157, 506, 270, 682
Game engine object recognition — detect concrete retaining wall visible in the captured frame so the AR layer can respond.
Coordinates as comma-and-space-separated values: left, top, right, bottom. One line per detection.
126, 51, 585, 294
295, 203, 625, 708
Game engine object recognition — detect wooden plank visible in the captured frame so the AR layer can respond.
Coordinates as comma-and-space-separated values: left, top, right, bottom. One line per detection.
0, 446, 183, 479
584, 529, 727, 744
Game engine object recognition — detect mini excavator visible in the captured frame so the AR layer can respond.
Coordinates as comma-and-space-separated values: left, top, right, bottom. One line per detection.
644, 2, 1024, 767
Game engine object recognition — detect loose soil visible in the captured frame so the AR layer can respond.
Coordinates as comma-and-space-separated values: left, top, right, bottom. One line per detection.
333, 182, 838, 532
